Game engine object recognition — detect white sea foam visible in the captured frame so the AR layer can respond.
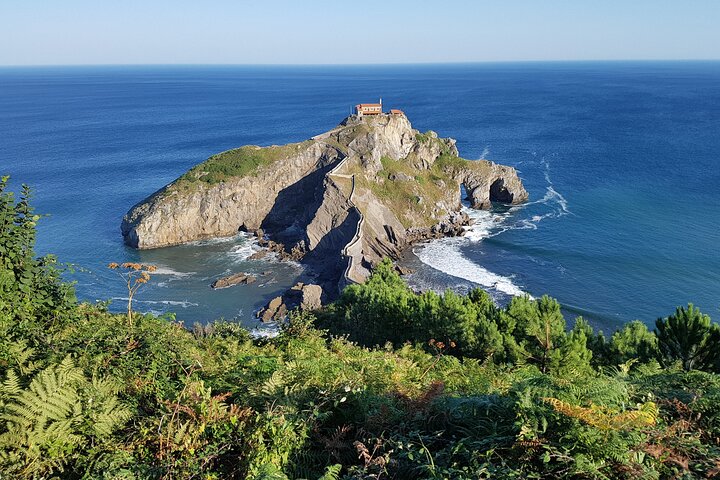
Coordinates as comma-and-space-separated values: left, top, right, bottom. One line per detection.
460, 207, 497, 241
258, 277, 277, 288
151, 266, 195, 288
111, 297, 199, 308
414, 156, 570, 299
145, 300, 199, 308
415, 239, 526, 297
479, 145, 490, 160
483, 158, 570, 234
189, 233, 250, 247
151, 266, 195, 277
414, 205, 528, 297
250, 324, 281, 339
537, 158, 570, 216
227, 243, 258, 262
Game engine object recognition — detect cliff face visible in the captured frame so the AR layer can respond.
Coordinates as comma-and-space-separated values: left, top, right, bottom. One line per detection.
121, 142, 344, 249
122, 113, 528, 291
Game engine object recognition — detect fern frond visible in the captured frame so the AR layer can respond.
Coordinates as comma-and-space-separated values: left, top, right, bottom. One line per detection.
0, 370, 22, 398
261, 370, 286, 396
6, 340, 38, 375
544, 397, 658, 431
0, 357, 130, 477
318, 463, 342, 480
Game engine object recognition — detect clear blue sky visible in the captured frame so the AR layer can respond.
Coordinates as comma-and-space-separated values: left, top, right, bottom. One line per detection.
1, 0, 718, 65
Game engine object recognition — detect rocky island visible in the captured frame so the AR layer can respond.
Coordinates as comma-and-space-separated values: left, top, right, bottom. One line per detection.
121, 112, 528, 304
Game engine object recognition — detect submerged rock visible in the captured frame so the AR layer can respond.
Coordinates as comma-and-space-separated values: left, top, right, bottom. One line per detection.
210, 273, 256, 289
247, 250, 268, 260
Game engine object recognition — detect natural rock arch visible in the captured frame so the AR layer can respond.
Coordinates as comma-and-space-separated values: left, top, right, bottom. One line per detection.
455, 168, 527, 210
489, 178, 516, 204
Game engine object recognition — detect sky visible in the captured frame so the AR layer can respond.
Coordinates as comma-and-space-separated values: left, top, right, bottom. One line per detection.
1, 0, 718, 65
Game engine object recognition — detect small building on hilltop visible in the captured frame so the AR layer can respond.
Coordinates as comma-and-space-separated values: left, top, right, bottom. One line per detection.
355, 98, 383, 116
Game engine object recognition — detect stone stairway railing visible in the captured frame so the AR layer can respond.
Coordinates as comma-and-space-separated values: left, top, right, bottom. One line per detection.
340, 176, 365, 289
323, 153, 366, 290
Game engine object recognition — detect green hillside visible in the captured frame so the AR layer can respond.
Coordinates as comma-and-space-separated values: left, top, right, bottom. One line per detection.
2, 178, 720, 479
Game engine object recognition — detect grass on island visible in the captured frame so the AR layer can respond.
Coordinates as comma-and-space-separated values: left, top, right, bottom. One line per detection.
173, 141, 314, 189
346, 156, 454, 228
348, 152, 492, 229
414, 130, 434, 144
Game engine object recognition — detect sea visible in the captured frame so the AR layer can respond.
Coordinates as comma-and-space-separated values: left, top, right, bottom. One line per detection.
2, 62, 719, 334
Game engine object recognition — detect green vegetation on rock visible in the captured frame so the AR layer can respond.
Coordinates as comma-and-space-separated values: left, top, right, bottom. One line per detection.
176, 141, 313, 187
414, 131, 433, 144
4, 180, 720, 479
351, 156, 460, 228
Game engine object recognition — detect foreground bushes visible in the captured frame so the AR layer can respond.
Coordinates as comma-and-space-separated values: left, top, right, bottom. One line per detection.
2, 180, 720, 479
327, 259, 720, 377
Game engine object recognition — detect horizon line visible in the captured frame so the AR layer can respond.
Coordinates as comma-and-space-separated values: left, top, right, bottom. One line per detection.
2, 58, 720, 68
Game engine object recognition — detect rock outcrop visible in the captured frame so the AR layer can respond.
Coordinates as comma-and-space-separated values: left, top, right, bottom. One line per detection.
122, 113, 528, 296
258, 282, 324, 322
210, 273, 256, 289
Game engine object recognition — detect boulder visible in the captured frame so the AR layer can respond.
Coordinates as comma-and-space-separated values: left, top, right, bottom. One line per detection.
300, 284, 322, 310
210, 273, 256, 289
259, 296, 284, 323
248, 250, 268, 260
389, 172, 413, 182
257, 283, 324, 323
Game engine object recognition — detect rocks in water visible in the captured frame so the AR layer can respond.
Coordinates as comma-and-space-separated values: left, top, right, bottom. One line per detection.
247, 250, 268, 260
285, 282, 324, 312
287, 241, 307, 261
260, 296, 285, 323
210, 273, 256, 289
257, 282, 324, 323
256, 236, 306, 262
432, 211, 469, 236
462, 165, 529, 210
406, 210, 469, 243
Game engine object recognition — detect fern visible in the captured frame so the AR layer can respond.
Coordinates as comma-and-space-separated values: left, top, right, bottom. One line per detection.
249, 463, 290, 480
544, 397, 658, 431
87, 377, 133, 437
318, 463, 342, 480
0, 369, 22, 401
6, 339, 39, 375
0, 356, 131, 477
261, 370, 287, 397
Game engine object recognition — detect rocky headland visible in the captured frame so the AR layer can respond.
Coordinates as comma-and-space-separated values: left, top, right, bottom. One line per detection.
121, 113, 528, 310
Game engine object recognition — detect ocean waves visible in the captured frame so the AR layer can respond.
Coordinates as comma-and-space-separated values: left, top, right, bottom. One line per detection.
414, 207, 527, 299
111, 297, 199, 308
413, 157, 570, 301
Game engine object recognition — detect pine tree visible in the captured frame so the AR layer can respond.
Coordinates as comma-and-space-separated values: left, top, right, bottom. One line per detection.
655, 304, 720, 371
609, 320, 658, 365
506, 295, 567, 373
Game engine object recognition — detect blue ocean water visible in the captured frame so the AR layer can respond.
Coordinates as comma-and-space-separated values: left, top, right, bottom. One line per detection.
1, 63, 719, 332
